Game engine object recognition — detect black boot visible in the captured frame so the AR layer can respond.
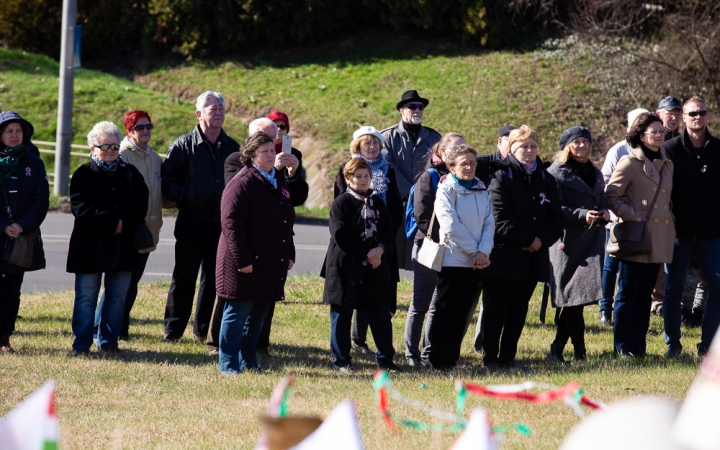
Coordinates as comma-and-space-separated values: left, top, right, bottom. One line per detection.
546, 342, 565, 363
573, 343, 587, 362
0, 335, 14, 354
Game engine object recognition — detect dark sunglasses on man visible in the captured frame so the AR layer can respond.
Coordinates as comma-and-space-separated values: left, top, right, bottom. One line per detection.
404, 103, 424, 111
687, 110, 707, 117
132, 124, 154, 131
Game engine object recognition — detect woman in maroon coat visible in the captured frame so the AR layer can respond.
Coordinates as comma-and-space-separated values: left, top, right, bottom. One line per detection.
216, 132, 295, 375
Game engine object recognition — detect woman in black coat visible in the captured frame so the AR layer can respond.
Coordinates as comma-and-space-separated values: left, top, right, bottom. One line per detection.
67, 121, 148, 354
0, 111, 49, 353
215, 132, 295, 375
481, 125, 564, 369
333, 126, 403, 355
322, 157, 400, 373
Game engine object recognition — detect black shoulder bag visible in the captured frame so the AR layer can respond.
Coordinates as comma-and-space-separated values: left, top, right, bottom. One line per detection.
127, 168, 155, 250
606, 168, 663, 258
2, 188, 46, 270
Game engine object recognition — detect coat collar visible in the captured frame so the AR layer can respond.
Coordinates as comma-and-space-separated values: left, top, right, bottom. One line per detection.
629, 146, 669, 185
191, 124, 229, 147
548, 161, 603, 195
680, 127, 715, 154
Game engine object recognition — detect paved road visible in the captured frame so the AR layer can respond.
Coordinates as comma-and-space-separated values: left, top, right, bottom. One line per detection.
23, 213, 410, 293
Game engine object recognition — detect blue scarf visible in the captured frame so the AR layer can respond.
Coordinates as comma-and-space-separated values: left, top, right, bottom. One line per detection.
91, 154, 120, 172
352, 153, 389, 203
253, 164, 277, 189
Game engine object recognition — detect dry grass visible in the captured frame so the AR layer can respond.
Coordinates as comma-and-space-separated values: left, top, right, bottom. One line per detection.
0, 275, 702, 449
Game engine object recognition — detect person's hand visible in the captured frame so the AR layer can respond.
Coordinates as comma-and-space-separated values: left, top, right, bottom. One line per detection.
239, 265, 253, 273
274, 153, 288, 171
600, 210, 610, 221
586, 210, 601, 225
286, 154, 300, 176
473, 252, 490, 270
367, 247, 384, 269
3, 223, 22, 238
114, 219, 123, 235
522, 237, 542, 252
288, 259, 294, 270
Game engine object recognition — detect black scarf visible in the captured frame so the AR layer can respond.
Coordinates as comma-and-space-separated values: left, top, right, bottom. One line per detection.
566, 157, 596, 188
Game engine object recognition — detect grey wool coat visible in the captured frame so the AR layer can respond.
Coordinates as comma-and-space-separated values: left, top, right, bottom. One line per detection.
547, 162, 606, 308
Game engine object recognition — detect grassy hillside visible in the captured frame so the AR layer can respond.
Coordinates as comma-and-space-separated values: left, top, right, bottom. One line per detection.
0, 275, 701, 449
0, 48, 246, 157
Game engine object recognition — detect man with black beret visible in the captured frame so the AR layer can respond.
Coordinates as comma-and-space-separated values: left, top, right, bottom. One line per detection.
657, 96, 683, 141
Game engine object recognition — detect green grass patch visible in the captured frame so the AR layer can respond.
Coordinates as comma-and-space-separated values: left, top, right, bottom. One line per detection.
0, 275, 701, 449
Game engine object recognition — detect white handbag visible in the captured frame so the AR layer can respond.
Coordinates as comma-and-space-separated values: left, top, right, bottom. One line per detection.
417, 209, 446, 272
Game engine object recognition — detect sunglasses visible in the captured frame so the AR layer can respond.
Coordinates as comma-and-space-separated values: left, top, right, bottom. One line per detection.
277, 124, 288, 131
132, 124, 154, 131
404, 103, 424, 111
687, 110, 708, 117
95, 144, 120, 152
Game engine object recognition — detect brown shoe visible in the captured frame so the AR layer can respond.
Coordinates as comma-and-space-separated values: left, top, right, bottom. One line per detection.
0, 335, 15, 354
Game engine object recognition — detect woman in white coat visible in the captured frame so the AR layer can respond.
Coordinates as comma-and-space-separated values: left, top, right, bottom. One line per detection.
425, 144, 495, 370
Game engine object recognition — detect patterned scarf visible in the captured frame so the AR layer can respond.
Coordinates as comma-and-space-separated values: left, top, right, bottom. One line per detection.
352, 154, 389, 203
253, 163, 277, 189
519, 159, 538, 175
0, 144, 25, 186
91, 154, 120, 172
346, 187, 379, 243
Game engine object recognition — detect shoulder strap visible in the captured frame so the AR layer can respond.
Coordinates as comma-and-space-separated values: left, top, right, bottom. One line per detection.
2, 188, 12, 221
644, 168, 664, 222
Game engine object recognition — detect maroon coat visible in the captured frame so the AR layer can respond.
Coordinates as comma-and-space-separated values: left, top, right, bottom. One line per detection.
215, 166, 295, 302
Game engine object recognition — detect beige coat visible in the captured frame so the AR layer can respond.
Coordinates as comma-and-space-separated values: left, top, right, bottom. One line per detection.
606, 147, 675, 264
119, 137, 163, 253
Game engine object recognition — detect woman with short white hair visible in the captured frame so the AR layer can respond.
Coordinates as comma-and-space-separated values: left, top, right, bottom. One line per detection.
67, 121, 149, 355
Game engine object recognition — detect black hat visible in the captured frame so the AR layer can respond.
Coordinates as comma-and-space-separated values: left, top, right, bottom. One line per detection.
657, 96, 682, 111
498, 125, 518, 138
396, 90, 430, 111
558, 126, 592, 150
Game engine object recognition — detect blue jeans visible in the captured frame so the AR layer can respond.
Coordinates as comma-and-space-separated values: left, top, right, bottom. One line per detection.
614, 260, 660, 356
330, 303, 395, 369
95, 252, 150, 337
664, 238, 720, 352
218, 299, 271, 373
600, 229, 621, 312
72, 272, 132, 351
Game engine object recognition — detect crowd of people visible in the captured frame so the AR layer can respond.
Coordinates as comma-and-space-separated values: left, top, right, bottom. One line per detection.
0, 89, 718, 376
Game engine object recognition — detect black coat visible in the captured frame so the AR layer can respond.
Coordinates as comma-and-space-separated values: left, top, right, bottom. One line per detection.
413, 162, 450, 244
224, 147, 309, 207
662, 128, 720, 240
475, 151, 509, 188
333, 161, 402, 282
483, 155, 564, 283
161, 125, 240, 221
215, 166, 295, 302
321, 191, 395, 309
0, 151, 49, 274
66, 160, 149, 273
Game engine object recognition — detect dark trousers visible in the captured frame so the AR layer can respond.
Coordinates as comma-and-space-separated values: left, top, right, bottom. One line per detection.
614, 260, 660, 356
481, 278, 537, 365
164, 215, 221, 338
121, 252, 150, 337
427, 266, 483, 368
330, 303, 395, 369
352, 283, 397, 346
0, 272, 25, 336
552, 305, 586, 356
256, 301, 275, 349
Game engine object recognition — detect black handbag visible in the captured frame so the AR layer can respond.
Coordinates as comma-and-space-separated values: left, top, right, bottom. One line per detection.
606, 169, 663, 257
2, 189, 46, 271
127, 167, 155, 250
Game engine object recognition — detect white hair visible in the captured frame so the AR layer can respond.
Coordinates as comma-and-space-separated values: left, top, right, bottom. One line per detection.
195, 90, 225, 111
248, 117, 277, 136
87, 121, 122, 147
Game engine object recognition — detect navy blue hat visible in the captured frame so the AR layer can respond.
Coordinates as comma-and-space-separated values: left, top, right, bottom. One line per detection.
657, 96, 682, 111
558, 126, 592, 150
0, 110, 34, 141
498, 125, 518, 138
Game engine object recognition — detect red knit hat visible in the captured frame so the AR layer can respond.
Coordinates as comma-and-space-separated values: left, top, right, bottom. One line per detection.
267, 110, 290, 133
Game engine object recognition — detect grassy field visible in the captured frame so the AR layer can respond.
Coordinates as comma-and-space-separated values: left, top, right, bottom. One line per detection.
0, 274, 702, 449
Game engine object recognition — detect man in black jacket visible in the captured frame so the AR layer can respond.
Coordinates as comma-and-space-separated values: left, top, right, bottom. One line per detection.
662, 96, 720, 357
161, 90, 240, 341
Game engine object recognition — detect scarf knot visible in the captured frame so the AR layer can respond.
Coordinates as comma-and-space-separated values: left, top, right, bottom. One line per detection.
91, 154, 121, 172
519, 159, 538, 175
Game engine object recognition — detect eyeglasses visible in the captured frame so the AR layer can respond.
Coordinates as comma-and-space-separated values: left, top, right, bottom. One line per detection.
95, 144, 120, 152
361, 140, 380, 148
404, 103, 424, 111
276, 124, 288, 131
132, 124, 154, 131
456, 162, 477, 169
644, 130, 665, 136
687, 110, 708, 117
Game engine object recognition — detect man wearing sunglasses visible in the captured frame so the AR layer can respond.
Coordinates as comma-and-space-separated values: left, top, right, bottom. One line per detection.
381, 89, 441, 269
661, 96, 720, 358
161, 90, 241, 342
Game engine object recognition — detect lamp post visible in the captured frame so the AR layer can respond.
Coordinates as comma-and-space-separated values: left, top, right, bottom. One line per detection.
54, 0, 77, 196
